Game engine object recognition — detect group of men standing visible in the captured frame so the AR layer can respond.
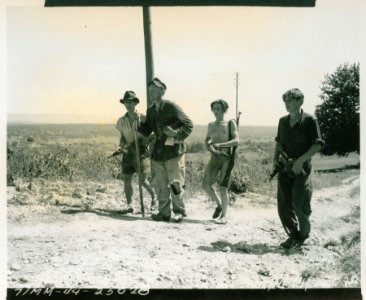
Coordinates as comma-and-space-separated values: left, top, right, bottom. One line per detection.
116, 78, 193, 223
115, 78, 324, 250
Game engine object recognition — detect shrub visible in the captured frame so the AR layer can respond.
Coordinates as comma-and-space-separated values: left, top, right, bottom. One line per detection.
187, 142, 206, 153
7, 143, 121, 182
315, 63, 359, 156
229, 169, 251, 194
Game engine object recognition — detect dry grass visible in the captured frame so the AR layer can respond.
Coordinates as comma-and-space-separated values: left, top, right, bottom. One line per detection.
321, 208, 360, 287
7, 123, 360, 203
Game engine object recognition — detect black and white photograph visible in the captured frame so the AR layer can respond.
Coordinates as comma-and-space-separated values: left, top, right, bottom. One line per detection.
0, 0, 364, 299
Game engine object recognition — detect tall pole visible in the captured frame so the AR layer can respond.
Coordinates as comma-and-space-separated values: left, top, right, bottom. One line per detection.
234, 72, 241, 125
235, 72, 239, 121
143, 7, 154, 107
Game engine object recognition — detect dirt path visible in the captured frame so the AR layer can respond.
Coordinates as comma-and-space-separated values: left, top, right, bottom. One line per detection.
7, 174, 360, 289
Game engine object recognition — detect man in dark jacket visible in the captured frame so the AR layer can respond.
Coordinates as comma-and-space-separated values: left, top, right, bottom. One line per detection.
273, 88, 324, 250
140, 78, 193, 222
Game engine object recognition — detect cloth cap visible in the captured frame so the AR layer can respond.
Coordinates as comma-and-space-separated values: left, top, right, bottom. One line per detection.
148, 77, 167, 90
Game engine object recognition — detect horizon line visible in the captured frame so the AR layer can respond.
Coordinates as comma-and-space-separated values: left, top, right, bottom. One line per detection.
7, 121, 277, 127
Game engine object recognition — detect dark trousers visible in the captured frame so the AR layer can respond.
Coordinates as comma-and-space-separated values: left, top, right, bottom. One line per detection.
277, 170, 313, 241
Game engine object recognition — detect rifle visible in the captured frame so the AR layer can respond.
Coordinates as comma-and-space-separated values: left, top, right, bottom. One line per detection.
221, 113, 241, 187
108, 145, 130, 159
231, 111, 241, 157
236, 112, 242, 127
269, 143, 306, 181
107, 150, 124, 159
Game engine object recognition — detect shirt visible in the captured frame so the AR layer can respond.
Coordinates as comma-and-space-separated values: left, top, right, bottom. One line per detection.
115, 111, 146, 148
139, 99, 193, 161
275, 110, 325, 159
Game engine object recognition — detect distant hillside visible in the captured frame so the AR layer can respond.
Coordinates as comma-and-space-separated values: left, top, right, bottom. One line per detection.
7, 113, 115, 124
7, 122, 276, 143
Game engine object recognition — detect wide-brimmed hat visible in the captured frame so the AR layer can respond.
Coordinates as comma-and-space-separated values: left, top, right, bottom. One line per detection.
148, 77, 166, 90
120, 90, 140, 104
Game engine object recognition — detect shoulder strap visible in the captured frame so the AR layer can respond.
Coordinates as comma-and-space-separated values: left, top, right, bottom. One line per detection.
228, 119, 235, 140
228, 119, 237, 156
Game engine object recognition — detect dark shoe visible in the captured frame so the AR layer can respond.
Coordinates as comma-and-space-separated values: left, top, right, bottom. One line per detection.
288, 240, 302, 251
296, 237, 306, 247
280, 237, 298, 249
214, 217, 227, 225
173, 210, 187, 217
151, 213, 170, 222
212, 206, 222, 219
296, 234, 308, 246
119, 207, 133, 214
172, 213, 183, 223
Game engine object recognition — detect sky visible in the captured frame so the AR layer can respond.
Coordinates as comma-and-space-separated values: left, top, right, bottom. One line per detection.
4, 0, 361, 126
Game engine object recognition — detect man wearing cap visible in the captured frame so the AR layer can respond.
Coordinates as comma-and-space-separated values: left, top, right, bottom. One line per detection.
273, 88, 324, 250
115, 90, 157, 213
139, 78, 193, 222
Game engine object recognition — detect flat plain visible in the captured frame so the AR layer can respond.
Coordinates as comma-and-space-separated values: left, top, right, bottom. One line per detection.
7, 123, 360, 289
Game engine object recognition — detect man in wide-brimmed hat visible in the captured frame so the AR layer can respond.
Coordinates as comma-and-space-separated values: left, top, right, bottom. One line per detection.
115, 90, 156, 213
139, 78, 193, 222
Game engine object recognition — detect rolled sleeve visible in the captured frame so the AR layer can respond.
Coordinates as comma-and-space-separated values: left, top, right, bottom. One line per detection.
275, 118, 282, 143
309, 117, 325, 148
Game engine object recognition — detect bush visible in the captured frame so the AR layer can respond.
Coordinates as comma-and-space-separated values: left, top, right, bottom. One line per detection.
7, 128, 277, 200
187, 142, 206, 153
315, 63, 359, 156
229, 169, 251, 194
7, 143, 121, 181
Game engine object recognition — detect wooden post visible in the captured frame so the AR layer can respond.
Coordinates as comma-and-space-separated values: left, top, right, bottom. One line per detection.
143, 7, 154, 107
234, 72, 241, 125
133, 116, 145, 217
235, 72, 239, 121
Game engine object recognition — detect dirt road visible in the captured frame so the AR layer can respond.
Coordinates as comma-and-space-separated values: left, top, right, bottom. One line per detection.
7, 173, 360, 289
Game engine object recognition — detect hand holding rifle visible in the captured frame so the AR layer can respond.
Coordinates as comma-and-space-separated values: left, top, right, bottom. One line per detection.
269, 143, 306, 180
292, 157, 307, 175
208, 142, 229, 156
107, 146, 128, 159
269, 158, 282, 181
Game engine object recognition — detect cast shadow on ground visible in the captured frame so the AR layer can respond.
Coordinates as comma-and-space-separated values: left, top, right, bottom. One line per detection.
60, 208, 140, 221
315, 163, 360, 173
198, 240, 300, 256
60, 208, 209, 224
